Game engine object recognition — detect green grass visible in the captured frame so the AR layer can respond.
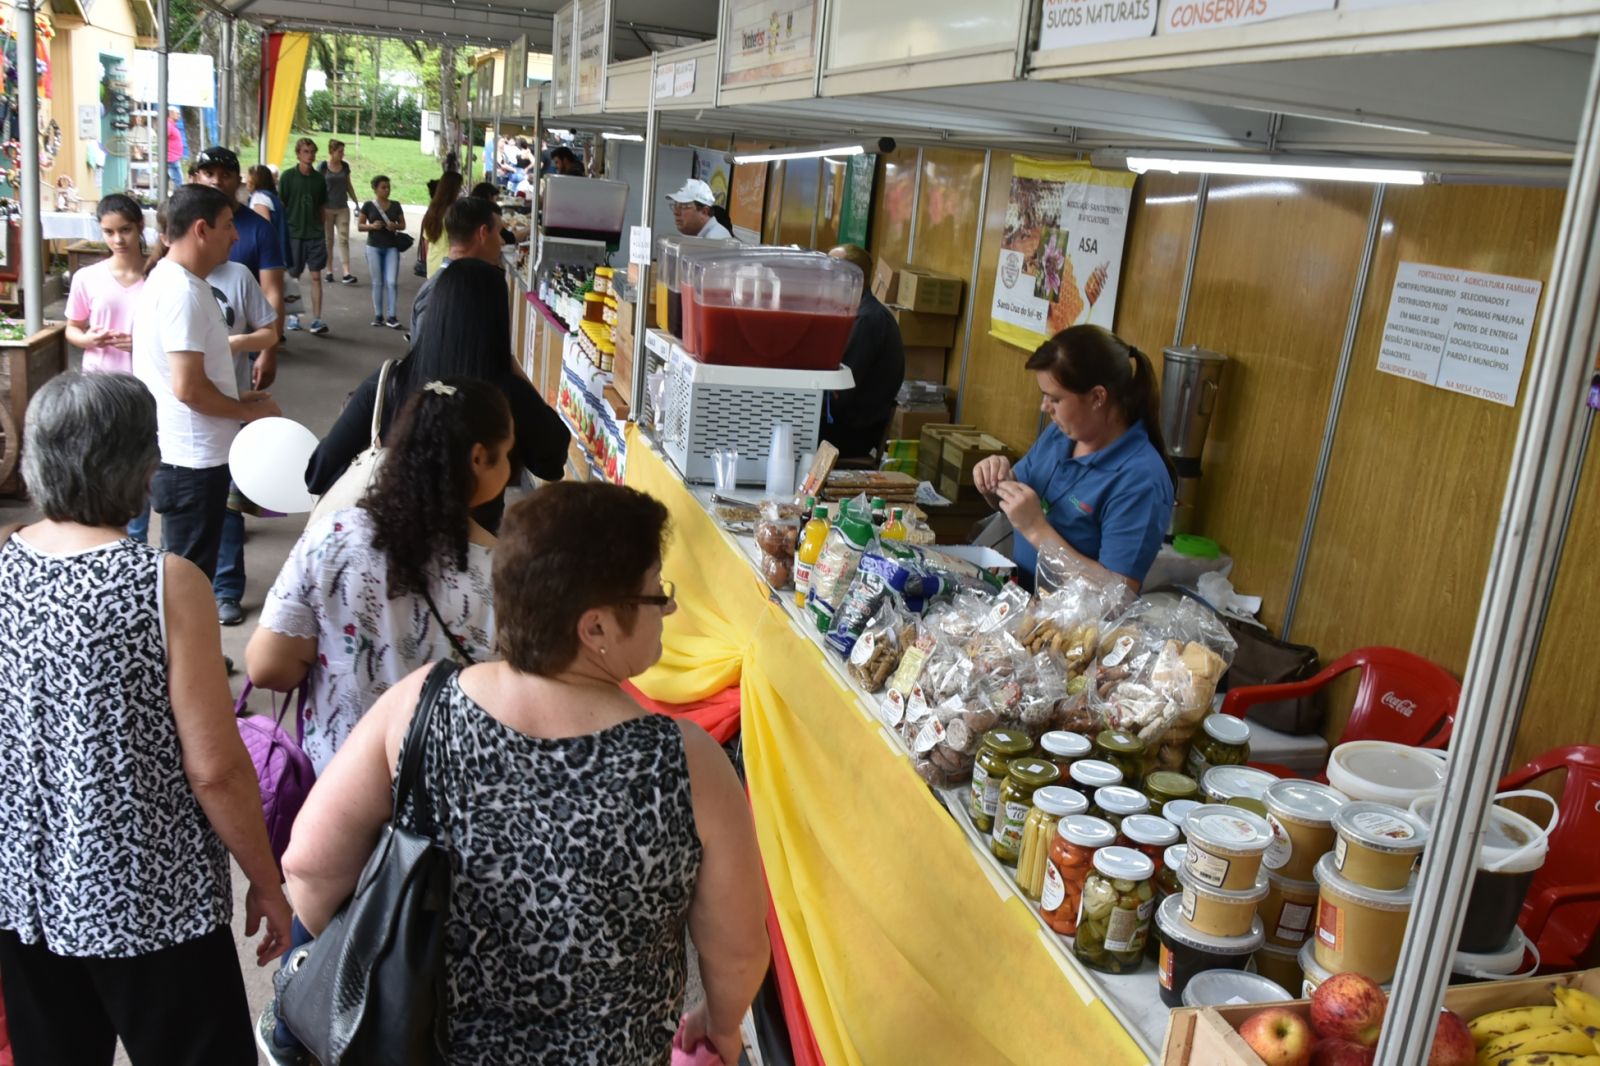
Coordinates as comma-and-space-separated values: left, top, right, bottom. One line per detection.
239, 134, 451, 206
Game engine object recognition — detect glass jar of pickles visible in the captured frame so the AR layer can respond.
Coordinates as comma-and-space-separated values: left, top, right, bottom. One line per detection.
1094, 729, 1148, 785
1164, 798, 1200, 841
1073, 846, 1157, 974
1016, 786, 1088, 901
1040, 730, 1093, 783
1041, 815, 1116, 936
1066, 758, 1123, 799
1090, 785, 1151, 831
1119, 813, 1181, 872
1144, 770, 1200, 814
1187, 714, 1252, 779
968, 729, 1032, 833
991, 758, 1062, 865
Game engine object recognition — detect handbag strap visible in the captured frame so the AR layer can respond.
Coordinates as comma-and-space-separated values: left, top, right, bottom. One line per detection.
370, 359, 396, 448
233, 679, 312, 744
419, 583, 478, 666
393, 659, 462, 837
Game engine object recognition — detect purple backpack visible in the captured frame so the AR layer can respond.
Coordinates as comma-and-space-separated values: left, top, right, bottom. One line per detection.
234, 683, 317, 862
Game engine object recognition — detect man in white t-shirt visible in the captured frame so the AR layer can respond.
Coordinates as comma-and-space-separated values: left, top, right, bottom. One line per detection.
134, 184, 281, 579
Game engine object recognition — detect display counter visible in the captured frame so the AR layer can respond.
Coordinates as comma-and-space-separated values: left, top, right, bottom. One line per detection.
623, 425, 1162, 1065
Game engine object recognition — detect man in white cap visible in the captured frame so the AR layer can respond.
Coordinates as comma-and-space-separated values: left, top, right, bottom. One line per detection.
666, 178, 734, 240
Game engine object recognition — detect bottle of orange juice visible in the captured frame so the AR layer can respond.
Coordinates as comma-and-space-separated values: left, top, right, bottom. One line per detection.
793, 504, 829, 608
882, 507, 908, 541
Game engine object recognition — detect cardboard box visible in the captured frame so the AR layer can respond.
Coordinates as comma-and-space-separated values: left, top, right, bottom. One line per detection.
887, 404, 954, 444
917, 422, 978, 483
891, 306, 959, 348
903, 345, 948, 384
937, 432, 1010, 503
872, 257, 899, 305
895, 268, 965, 316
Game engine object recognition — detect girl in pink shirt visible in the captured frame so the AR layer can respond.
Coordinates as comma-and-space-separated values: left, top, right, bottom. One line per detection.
65, 195, 146, 375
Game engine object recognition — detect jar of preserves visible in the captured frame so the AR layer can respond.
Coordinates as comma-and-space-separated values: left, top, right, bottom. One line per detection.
1145, 770, 1200, 813
1017, 786, 1088, 901
1040, 730, 1093, 782
968, 729, 1032, 833
991, 758, 1062, 865
1074, 846, 1157, 974
1094, 729, 1148, 785
1161, 845, 1188, 899
1066, 758, 1123, 799
1041, 815, 1116, 935
1164, 798, 1201, 841
1090, 785, 1151, 831
1187, 714, 1252, 779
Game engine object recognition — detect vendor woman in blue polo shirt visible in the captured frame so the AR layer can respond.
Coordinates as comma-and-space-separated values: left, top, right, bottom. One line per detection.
974, 325, 1176, 590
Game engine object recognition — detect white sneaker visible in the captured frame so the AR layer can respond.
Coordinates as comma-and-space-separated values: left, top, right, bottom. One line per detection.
285, 315, 301, 331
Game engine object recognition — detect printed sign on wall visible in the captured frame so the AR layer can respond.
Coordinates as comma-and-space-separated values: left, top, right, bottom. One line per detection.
722, 0, 819, 86
1158, 0, 1335, 35
1375, 261, 1543, 407
1039, 0, 1158, 49
988, 158, 1135, 350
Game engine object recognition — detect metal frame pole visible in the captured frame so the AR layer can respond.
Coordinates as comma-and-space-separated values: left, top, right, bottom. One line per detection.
1170, 173, 1208, 347
1374, 45, 1600, 1062
157, 0, 170, 203
17, 0, 41, 334
219, 17, 235, 148
905, 146, 924, 262
629, 54, 660, 419
953, 149, 992, 422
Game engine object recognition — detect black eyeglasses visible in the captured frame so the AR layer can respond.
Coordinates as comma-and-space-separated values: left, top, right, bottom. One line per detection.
627, 579, 676, 608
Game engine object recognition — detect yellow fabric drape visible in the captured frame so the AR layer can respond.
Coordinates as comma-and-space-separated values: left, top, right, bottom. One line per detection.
266, 32, 311, 171
625, 427, 1147, 1065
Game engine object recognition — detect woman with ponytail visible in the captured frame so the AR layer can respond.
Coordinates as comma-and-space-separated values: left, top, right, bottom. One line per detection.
973, 324, 1176, 590
245, 377, 513, 773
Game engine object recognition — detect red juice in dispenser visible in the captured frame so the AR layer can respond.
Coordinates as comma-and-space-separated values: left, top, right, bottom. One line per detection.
685, 252, 863, 370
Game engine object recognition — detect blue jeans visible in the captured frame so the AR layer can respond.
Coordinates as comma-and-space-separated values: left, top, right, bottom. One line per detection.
167, 162, 184, 188
127, 500, 151, 544
151, 463, 232, 580
212, 505, 245, 602
365, 244, 399, 319
272, 917, 313, 1049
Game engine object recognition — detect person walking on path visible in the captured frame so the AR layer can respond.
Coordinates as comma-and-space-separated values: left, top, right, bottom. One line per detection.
278, 138, 330, 336
247, 165, 292, 284
357, 173, 406, 328
190, 146, 285, 385
0, 371, 291, 1066
319, 139, 359, 286
419, 170, 464, 279
165, 107, 186, 188
133, 184, 281, 580
409, 194, 500, 338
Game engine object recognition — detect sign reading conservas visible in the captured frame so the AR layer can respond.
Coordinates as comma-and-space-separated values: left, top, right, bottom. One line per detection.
722, 0, 818, 86
1039, 0, 1157, 49
1159, 0, 1334, 34
1375, 261, 1543, 407
989, 158, 1135, 351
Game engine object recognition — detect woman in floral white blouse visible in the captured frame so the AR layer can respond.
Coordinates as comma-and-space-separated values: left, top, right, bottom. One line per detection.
245, 377, 513, 772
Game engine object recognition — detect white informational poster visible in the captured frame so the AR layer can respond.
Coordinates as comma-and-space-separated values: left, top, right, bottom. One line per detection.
1159, 0, 1335, 34
1375, 261, 1543, 407
129, 51, 216, 108
722, 0, 818, 86
654, 63, 675, 100
1039, 0, 1158, 49
674, 59, 697, 97
574, 0, 607, 106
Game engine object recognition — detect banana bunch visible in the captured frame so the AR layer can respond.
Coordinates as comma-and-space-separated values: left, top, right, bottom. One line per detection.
1469, 985, 1600, 1066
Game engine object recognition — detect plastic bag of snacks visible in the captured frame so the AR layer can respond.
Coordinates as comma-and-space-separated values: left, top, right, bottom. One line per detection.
806, 498, 877, 632
1084, 594, 1236, 771
846, 599, 915, 692
754, 501, 798, 589
1015, 570, 1135, 692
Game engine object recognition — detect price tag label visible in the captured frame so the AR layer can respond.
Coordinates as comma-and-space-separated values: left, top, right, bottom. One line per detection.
629, 225, 651, 266
674, 58, 696, 97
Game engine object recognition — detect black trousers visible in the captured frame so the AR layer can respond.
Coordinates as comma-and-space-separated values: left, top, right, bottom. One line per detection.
0, 926, 254, 1066
151, 462, 233, 580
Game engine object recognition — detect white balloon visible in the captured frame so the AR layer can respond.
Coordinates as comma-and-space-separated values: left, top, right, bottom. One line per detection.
228, 417, 320, 514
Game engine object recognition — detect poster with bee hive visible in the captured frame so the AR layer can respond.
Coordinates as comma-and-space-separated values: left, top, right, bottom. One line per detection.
989, 158, 1135, 351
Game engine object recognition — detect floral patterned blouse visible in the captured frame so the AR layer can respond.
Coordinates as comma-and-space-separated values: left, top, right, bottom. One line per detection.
260, 507, 496, 772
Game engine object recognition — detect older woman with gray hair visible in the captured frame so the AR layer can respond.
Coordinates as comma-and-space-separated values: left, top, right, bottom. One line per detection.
0, 372, 291, 1066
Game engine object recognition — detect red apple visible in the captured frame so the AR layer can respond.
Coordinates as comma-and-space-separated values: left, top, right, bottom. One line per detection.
1309, 1039, 1375, 1066
1310, 972, 1387, 1046
1426, 1009, 1474, 1066
1237, 1007, 1315, 1066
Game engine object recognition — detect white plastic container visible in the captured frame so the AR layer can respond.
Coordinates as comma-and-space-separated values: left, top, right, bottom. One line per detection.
1180, 968, 1292, 1009
1326, 740, 1447, 806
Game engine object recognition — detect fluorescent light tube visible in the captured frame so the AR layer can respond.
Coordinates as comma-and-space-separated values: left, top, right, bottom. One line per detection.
733, 144, 866, 165
1125, 155, 1426, 185
601, 132, 644, 142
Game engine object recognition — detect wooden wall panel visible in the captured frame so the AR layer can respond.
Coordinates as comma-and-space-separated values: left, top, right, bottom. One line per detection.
1182, 178, 1373, 626
910, 147, 985, 392
816, 157, 848, 251
778, 158, 822, 248
1114, 173, 1203, 364
1289, 183, 1566, 741
869, 147, 918, 264
762, 162, 783, 244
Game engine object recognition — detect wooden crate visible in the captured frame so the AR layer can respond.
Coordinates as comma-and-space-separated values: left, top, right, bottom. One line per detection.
0, 323, 67, 497
938, 432, 1010, 503
916, 422, 977, 483
1161, 967, 1600, 1065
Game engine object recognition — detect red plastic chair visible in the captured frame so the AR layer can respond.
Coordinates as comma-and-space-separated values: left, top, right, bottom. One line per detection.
1219, 646, 1460, 780
1498, 745, 1600, 972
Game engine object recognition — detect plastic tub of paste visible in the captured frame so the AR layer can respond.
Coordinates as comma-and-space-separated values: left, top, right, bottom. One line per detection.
1259, 872, 1320, 949
1262, 779, 1347, 882
1254, 942, 1303, 993
1155, 894, 1265, 1008
1332, 801, 1429, 891
1299, 936, 1393, 999
1326, 740, 1446, 807
1180, 969, 1292, 1009
1178, 863, 1270, 938
1312, 852, 1415, 984
1182, 804, 1274, 891
1202, 765, 1278, 808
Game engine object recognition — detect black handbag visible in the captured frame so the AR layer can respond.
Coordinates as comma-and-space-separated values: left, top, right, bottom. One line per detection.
394, 231, 415, 254
276, 660, 461, 1065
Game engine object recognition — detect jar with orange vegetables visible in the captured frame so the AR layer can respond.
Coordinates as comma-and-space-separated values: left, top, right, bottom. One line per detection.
1040, 815, 1117, 936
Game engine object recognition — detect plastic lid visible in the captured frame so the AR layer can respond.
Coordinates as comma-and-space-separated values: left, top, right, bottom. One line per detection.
1096, 729, 1146, 755
812, 506, 828, 518
1007, 758, 1062, 790
1333, 801, 1429, 855
1157, 894, 1265, 953
690, 252, 863, 317
1164, 799, 1200, 831
1172, 534, 1222, 560
1121, 813, 1180, 848
1263, 780, 1348, 826
1041, 731, 1093, 759
1203, 765, 1277, 802
585, 291, 605, 302
1184, 805, 1273, 855
1314, 852, 1416, 910
1410, 793, 1552, 875
981, 729, 1033, 757
871, 496, 886, 507
1034, 785, 1089, 818
1454, 927, 1535, 978
1070, 759, 1124, 789
1095, 785, 1151, 816
594, 266, 613, 276
1092, 844, 1155, 882
1165, 844, 1188, 871
1058, 814, 1118, 849
1145, 770, 1200, 801
1203, 714, 1252, 746
1181, 969, 1291, 1009
1177, 862, 1271, 904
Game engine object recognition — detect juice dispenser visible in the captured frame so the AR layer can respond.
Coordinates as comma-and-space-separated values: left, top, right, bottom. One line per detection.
1159, 345, 1228, 535
657, 235, 740, 337
684, 252, 862, 370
